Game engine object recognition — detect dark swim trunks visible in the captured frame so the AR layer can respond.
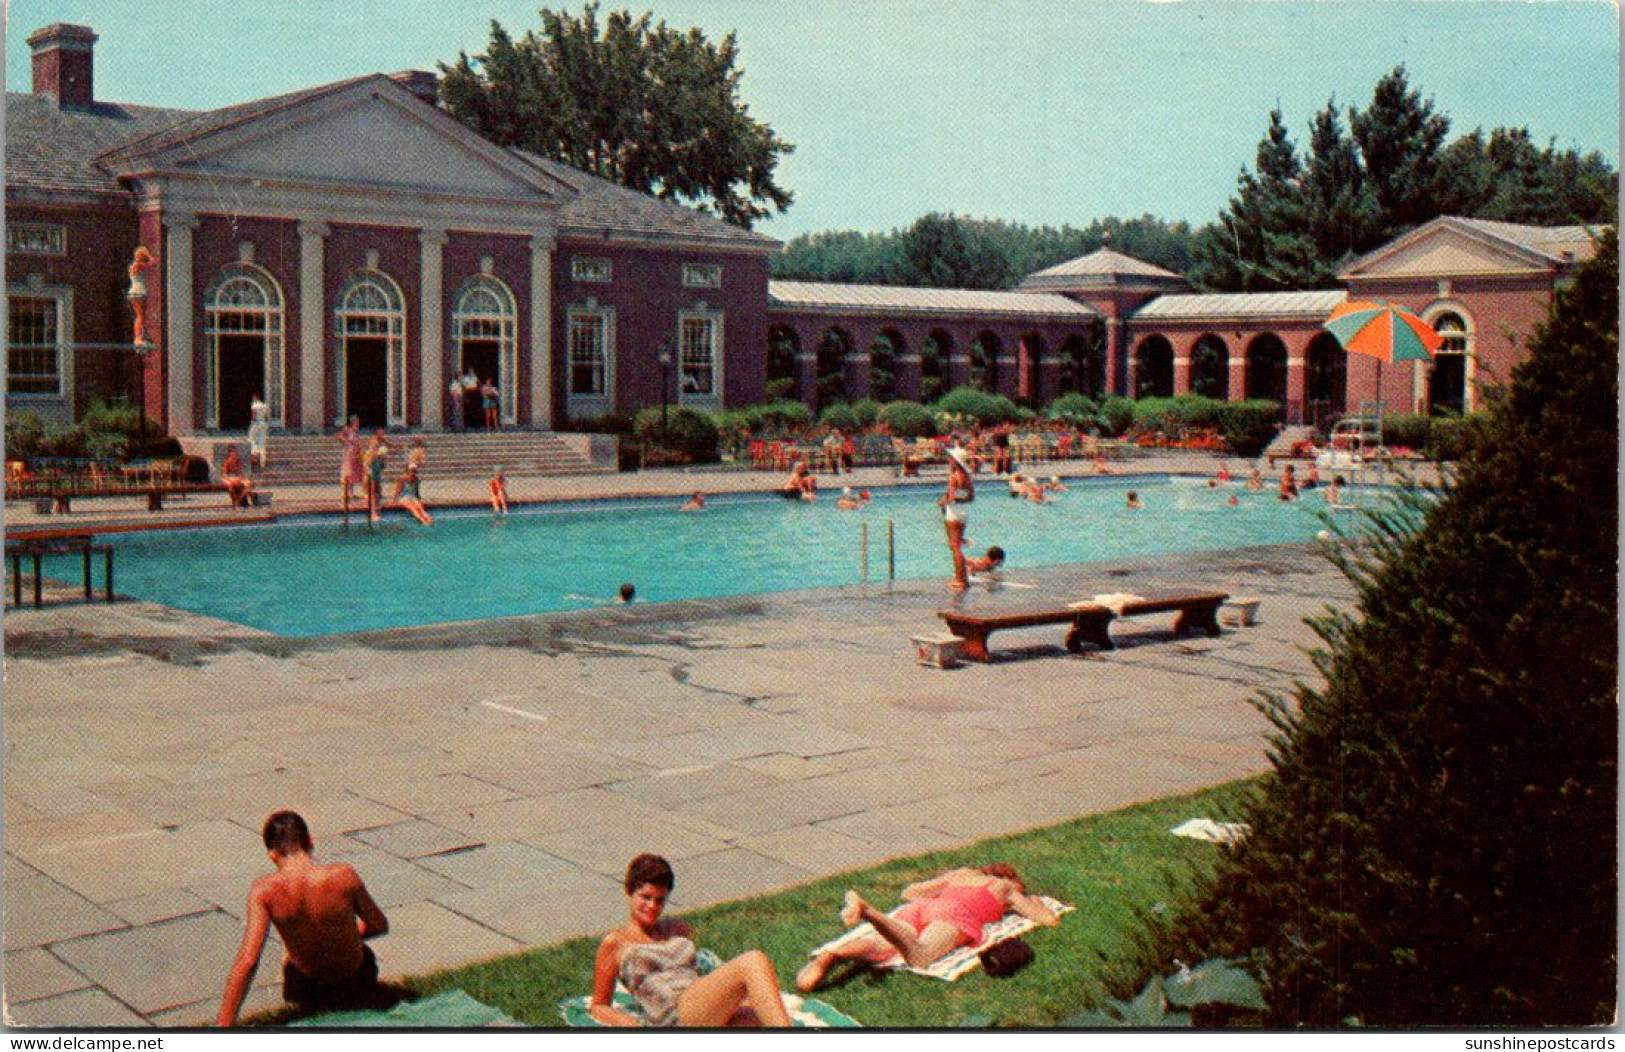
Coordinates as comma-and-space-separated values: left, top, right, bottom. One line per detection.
282, 945, 380, 1008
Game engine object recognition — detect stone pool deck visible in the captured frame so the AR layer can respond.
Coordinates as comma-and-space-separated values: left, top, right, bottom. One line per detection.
2, 454, 1381, 1027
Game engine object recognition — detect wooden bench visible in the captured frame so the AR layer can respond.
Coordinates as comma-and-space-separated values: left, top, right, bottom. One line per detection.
12, 482, 241, 513
938, 589, 1230, 662
6, 535, 115, 608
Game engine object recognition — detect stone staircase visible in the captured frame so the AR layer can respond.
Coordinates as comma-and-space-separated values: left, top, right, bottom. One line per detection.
1261, 424, 1317, 462
253, 431, 612, 486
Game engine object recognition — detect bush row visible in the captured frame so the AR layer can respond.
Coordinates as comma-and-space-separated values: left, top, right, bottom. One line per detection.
5, 401, 178, 462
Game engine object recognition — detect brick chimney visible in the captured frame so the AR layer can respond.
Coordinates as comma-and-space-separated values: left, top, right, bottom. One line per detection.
388, 70, 438, 106
28, 24, 98, 109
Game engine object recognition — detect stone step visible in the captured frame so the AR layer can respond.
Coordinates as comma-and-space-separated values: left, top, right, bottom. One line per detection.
250, 431, 609, 484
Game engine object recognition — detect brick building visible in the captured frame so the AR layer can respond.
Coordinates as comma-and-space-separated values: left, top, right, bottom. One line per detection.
5, 24, 1597, 440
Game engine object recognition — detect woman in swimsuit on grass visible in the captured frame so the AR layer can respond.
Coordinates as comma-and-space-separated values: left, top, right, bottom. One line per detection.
590, 854, 793, 1028
795, 863, 1058, 991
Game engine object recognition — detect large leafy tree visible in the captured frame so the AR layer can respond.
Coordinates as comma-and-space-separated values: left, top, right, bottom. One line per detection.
896, 213, 1012, 289
439, 4, 793, 228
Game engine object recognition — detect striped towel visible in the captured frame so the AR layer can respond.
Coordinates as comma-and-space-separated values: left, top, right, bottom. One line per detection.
807, 896, 1075, 982
557, 948, 861, 1028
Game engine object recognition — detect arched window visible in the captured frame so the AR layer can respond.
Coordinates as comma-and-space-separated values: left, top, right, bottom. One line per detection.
334, 272, 406, 428
203, 264, 284, 430
453, 276, 519, 426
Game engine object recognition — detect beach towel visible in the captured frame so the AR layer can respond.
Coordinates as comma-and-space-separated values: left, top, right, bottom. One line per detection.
807, 896, 1075, 982
1171, 818, 1252, 845
287, 989, 520, 1028
557, 948, 861, 1028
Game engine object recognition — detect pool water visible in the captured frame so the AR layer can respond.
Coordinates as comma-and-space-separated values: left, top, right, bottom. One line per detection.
106, 476, 1342, 636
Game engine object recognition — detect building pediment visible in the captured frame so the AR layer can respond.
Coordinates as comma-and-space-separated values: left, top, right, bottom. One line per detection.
102, 76, 572, 205
1340, 217, 1556, 280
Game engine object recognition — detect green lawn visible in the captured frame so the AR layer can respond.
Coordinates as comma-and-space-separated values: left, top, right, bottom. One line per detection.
384, 778, 1259, 1029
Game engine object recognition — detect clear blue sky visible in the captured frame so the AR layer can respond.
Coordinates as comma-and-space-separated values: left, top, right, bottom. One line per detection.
7, 0, 1618, 239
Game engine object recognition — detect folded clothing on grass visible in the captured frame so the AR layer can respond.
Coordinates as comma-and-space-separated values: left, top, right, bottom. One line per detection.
808, 896, 1075, 982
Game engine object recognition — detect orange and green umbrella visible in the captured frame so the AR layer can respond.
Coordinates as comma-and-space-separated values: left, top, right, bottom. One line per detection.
1323, 300, 1442, 363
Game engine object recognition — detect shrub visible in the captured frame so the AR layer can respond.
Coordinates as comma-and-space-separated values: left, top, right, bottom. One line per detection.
38, 423, 87, 458
84, 431, 130, 460
1381, 412, 1431, 450
1215, 400, 1281, 457
81, 398, 154, 439
1099, 395, 1136, 436
1045, 393, 1100, 425
764, 377, 796, 401
633, 406, 719, 463
5, 409, 45, 460
746, 399, 812, 434
849, 398, 884, 427
877, 400, 936, 438
817, 402, 859, 431
933, 385, 1020, 424
1132, 229, 1618, 1026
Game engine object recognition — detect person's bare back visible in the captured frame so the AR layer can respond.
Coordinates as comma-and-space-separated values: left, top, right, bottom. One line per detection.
218, 812, 388, 1026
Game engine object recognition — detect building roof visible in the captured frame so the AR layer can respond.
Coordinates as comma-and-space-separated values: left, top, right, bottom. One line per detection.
1132, 289, 1347, 323
1446, 217, 1597, 264
1017, 247, 1191, 293
768, 280, 1099, 320
514, 151, 777, 250
7, 80, 777, 250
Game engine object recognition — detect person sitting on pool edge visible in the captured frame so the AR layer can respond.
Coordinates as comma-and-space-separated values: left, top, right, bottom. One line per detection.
795, 863, 1057, 992
220, 447, 255, 508
591, 854, 793, 1027
489, 466, 510, 516
217, 811, 391, 1026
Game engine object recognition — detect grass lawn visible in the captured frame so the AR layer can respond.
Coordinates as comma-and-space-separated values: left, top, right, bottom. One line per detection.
377, 778, 1260, 1028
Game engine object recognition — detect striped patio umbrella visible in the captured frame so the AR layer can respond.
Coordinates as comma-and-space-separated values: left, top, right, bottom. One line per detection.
1323, 299, 1442, 409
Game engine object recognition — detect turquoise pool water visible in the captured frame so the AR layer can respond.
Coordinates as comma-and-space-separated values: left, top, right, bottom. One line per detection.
104, 476, 1341, 636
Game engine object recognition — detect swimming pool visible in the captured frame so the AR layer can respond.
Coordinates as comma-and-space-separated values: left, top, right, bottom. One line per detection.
104, 477, 1342, 636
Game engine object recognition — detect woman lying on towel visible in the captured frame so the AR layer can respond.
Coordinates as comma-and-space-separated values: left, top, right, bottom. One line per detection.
795, 863, 1058, 991
590, 854, 793, 1027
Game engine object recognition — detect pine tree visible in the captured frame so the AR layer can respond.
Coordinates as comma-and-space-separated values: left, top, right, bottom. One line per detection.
1350, 66, 1451, 238
1302, 99, 1381, 282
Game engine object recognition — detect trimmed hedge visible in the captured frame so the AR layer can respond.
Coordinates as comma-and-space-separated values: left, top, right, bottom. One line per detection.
1215, 400, 1281, 457
633, 406, 719, 463
817, 402, 860, 431
877, 400, 936, 438
933, 385, 1021, 424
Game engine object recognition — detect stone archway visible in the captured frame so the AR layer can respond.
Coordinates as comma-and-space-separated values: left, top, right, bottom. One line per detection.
971, 331, 1001, 393
1304, 331, 1346, 427
870, 329, 903, 402
922, 329, 952, 402
1056, 329, 1106, 399
1245, 333, 1288, 409
767, 324, 800, 401
1190, 334, 1229, 400
816, 327, 851, 406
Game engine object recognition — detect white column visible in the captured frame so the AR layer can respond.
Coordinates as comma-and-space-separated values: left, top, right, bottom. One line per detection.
529, 234, 555, 429
163, 213, 199, 435
297, 221, 329, 432
419, 229, 447, 430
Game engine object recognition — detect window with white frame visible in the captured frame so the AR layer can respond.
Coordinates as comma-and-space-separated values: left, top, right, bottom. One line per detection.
567, 308, 613, 396
204, 264, 285, 427
571, 257, 612, 283
334, 272, 407, 426
7, 225, 66, 257
6, 293, 67, 395
678, 311, 722, 401
453, 276, 519, 425
1425, 310, 1472, 415
682, 263, 722, 289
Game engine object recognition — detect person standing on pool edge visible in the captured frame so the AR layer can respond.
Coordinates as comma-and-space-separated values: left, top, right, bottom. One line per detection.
940, 445, 976, 590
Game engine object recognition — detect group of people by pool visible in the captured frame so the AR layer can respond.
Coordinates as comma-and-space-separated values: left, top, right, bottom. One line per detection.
217, 811, 1056, 1028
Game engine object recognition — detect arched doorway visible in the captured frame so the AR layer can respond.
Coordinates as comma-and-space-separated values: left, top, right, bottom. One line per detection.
453, 276, 518, 428
971, 331, 1001, 392
816, 327, 850, 406
1190, 334, 1229, 400
1134, 335, 1174, 398
1056, 329, 1106, 399
871, 330, 902, 402
922, 330, 951, 402
1245, 333, 1288, 411
335, 272, 406, 428
1426, 311, 1470, 415
1304, 331, 1346, 427
766, 324, 799, 401
203, 263, 284, 430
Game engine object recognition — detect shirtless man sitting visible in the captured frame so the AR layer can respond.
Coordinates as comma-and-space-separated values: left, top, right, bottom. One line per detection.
217, 811, 390, 1026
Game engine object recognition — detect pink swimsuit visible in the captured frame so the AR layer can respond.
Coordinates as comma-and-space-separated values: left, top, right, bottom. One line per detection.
894, 883, 1005, 945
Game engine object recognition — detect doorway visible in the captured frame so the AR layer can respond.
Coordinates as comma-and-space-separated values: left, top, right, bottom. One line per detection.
216, 335, 265, 430
345, 338, 389, 429
461, 341, 500, 429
